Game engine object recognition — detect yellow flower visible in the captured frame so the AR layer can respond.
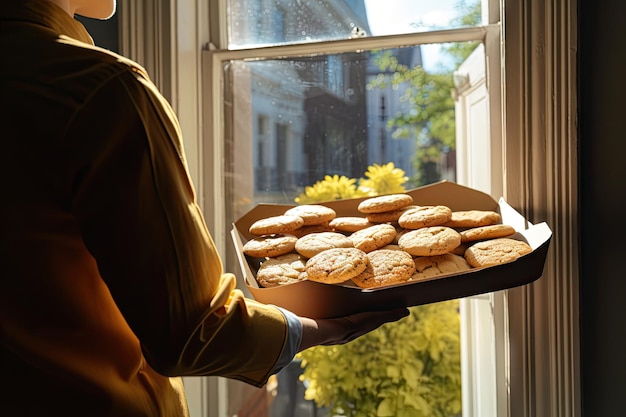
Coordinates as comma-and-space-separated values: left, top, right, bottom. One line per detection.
359, 162, 408, 195
295, 174, 369, 204
294, 163, 409, 204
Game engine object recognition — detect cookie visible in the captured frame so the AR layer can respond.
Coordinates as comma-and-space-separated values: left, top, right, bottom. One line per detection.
249, 214, 304, 236
397, 226, 461, 256
410, 253, 472, 281
464, 237, 532, 268
347, 223, 397, 253
305, 247, 369, 284
444, 210, 501, 228
366, 205, 417, 224
295, 231, 354, 258
351, 249, 416, 288
329, 216, 374, 233
397, 205, 453, 229
290, 223, 334, 238
357, 193, 414, 214
242, 233, 298, 258
379, 244, 404, 251
256, 253, 308, 287
459, 224, 516, 243
284, 204, 337, 226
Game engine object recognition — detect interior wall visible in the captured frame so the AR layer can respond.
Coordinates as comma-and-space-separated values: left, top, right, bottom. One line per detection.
579, 0, 626, 415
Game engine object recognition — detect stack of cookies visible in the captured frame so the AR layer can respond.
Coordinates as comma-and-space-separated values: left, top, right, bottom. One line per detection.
242, 193, 532, 289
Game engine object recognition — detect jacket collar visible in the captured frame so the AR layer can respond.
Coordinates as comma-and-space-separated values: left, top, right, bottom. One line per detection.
0, 0, 94, 45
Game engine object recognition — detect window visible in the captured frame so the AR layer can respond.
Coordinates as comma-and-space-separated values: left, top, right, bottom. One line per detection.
118, 0, 580, 416
206, 1, 504, 416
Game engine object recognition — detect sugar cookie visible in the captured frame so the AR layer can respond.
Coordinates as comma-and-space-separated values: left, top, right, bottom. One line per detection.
295, 231, 354, 258
398, 205, 453, 229
256, 253, 308, 287
444, 210, 501, 228
464, 238, 532, 268
351, 249, 416, 288
249, 214, 304, 236
347, 223, 397, 253
305, 247, 369, 284
284, 204, 337, 226
459, 224, 516, 243
357, 193, 414, 214
242, 233, 298, 258
397, 226, 461, 256
410, 253, 472, 281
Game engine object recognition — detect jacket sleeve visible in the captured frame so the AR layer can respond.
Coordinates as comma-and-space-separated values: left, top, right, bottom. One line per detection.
62, 67, 289, 387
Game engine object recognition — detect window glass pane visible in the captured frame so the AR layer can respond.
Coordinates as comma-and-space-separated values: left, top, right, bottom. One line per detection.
227, 0, 483, 48
225, 42, 481, 207
221, 41, 483, 417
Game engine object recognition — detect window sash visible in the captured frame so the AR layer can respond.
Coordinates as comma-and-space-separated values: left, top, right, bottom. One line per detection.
203, 25, 499, 250
209, 25, 491, 61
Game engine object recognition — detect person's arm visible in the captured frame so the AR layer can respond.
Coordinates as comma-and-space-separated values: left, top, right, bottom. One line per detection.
63, 64, 409, 386
63, 67, 289, 386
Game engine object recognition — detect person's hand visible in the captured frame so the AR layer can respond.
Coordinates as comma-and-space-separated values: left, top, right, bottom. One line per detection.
297, 307, 410, 352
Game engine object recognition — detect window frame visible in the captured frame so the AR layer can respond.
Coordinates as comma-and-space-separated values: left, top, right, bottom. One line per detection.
202, 10, 506, 417
117, 0, 580, 416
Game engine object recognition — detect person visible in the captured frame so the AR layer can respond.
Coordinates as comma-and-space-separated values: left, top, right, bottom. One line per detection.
0, 1, 409, 416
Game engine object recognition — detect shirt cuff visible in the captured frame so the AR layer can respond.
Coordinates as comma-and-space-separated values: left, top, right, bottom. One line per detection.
272, 306, 302, 374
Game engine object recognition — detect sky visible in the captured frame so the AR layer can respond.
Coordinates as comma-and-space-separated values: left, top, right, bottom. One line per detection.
363, 0, 466, 71
364, 0, 460, 35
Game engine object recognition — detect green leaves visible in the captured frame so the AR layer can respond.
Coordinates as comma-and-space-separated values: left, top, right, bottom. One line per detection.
297, 300, 462, 417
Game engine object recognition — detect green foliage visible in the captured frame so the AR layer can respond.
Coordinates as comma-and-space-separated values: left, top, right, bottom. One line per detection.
443, 1, 482, 66
367, 0, 481, 186
368, 51, 456, 187
297, 301, 462, 417
294, 163, 408, 204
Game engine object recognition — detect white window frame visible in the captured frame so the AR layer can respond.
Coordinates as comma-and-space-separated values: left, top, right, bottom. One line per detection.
118, 0, 580, 416
206, 19, 505, 417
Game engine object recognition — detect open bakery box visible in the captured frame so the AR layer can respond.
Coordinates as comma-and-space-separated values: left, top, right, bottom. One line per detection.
231, 181, 552, 318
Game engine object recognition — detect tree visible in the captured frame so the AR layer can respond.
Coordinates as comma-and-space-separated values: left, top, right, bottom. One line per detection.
367, 0, 481, 187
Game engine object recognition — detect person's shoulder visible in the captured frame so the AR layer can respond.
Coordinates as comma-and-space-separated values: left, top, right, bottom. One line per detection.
57, 34, 151, 84
33, 34, 160, 113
